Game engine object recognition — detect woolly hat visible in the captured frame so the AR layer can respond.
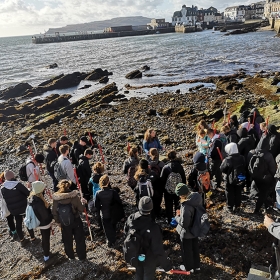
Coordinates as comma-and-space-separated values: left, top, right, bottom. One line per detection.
4, 170, 15, 181
175, 183, 190, 197
34, 153, 45, 163
139, 159, 149, 170
138, 196, 153, 215
32, 181, 46, 194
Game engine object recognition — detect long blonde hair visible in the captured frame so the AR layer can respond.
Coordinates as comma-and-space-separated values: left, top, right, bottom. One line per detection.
29, 192, 49, 208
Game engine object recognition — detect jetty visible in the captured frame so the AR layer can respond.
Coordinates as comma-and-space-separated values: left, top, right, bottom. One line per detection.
32, 27, 175, 44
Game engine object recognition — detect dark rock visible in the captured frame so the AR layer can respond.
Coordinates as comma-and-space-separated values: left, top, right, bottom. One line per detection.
16, 145, 28, 154
271, 76, 280, 86
0, 83, 33, 99
147, 109, 157, 116
161, 136, 171, 144
99, 76, 109, 83
46, 63, 58, 69
162, 108, 174, 115
36, 94, 71, 114
216, 89, 227, 95
125, 70, 142, 79
85, 68, 110, 81
38, 74, 64, 87
207, 109, 224, 120
176, 107, 193, 117
78, 84, 92, 90
175, 89, 180, 94
142, 65, 150, 71
124, 90, 129, 94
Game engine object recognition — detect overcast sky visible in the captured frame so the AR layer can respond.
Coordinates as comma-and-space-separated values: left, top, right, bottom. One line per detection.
0, 0, 254, 37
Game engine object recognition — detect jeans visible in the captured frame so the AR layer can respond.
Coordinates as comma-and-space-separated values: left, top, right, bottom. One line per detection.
181, 238, 200, 271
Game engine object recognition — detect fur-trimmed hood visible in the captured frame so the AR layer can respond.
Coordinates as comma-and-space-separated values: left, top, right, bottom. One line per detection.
52, 190, 79, 201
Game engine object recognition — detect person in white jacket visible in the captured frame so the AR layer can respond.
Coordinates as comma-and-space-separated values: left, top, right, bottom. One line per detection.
26, 154, 44, 189
58, 145, 76, 189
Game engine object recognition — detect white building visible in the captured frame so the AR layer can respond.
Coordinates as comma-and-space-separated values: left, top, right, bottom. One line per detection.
224, 5, 247, 21
172, 5, 197, 26
264, 0, 280, 18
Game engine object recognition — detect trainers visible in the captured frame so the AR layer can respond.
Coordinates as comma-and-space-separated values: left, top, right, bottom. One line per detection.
20, 238, 29, 247
11, 232, 19, 242
44, 257, 56, 268
269, 264, 276, 279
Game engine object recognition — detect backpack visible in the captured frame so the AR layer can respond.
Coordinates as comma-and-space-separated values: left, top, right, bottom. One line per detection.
57, 203, 75, 227
228, 158, 246, 186
190, 205, 210, 238
24, 205, 40, 230
123, 219, 153, 268
54, 159, 68, 181
127, 165, 137, 189
218, 135, 227, 159
150, 164, 161, 177
135, 177, 153, 198
19, 162, 35, 181
197, 170, 211, 193
165, 165, 183, 194
248, 152, 268, 181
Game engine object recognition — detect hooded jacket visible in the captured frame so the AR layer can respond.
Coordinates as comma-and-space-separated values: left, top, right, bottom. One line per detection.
188, 152, 207, 190
267, 124, 280, 158
122, 157, 139, 174
29, 195, 53, 228
230, 115, 239, 130
208, 134, 223, 161
226, 129, 240, 144
124, 211, 172, 272
220, 143, 246, 185
77, 155, 91, 186
248, 137, 277, 183
160, 159, 186, 187
1, 181, 30, 215
52, 190, 84, 223
175, 192, 202, 240
43, 144, 58, 173
237, 128, 255, 162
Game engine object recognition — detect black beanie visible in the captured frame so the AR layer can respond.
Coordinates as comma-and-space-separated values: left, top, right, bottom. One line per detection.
34, 153, 45, 163
139, 159, 149, 170
138, 196, 153, 215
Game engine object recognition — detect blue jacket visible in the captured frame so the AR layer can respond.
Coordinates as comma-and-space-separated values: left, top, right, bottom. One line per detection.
143, 138, 163, 155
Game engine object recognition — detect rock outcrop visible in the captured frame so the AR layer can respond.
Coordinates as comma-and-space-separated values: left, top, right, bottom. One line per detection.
125, 70, 142, 79
0, 83, 33, 99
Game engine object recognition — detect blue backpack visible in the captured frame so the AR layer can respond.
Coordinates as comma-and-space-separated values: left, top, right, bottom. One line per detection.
24, 205, 40, 230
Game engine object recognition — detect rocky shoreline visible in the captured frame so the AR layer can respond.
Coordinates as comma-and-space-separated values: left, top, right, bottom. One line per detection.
0, 68, 280, 279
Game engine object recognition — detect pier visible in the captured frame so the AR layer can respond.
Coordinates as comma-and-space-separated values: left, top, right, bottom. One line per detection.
32, 28, 175, 44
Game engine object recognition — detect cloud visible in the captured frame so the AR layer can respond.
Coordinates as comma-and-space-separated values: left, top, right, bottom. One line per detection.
0, 0, 261, 37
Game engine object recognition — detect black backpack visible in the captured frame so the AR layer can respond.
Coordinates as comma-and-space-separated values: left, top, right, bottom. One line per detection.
249, 151, 267, 181
135, 176, 153, 198
228, 157, 246, 186
123, 220, 153, 268
19, 162, 35, 181
57, 203, 75, 227
190, 205, 210, 238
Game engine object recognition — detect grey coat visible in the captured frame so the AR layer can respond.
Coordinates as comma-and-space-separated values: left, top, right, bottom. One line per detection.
175, 192, 202, 240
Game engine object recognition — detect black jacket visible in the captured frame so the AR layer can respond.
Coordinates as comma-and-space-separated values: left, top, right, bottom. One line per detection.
124, 211, 172, 271
226, 129, 239, 144
1, 181, 30, 215
267, 125, 280, 159
43, 144, 58, 173
77, 155, 91, 185
237, 128, 255, 164
248, 137, 277, 183
73, 144, 87, 165
95, 188, 122, 219
160, 159, 186, 187
56, 140, 73, 156
122, 157, 139, 174
29, 196, 53, 226
188, 152, 207, 191
208, 136, 223, 161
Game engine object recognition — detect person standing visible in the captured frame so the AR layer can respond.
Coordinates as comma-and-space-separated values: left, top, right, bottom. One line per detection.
175, 183, 202, 273
43, 138, 58, 191
28, 181, 54, 266
124, 196, 173, 279
143, 128, 163, 158
56, 136, 72, 156
70, 136, 89, 165
52, 179, 86, 260
1, 170, 36, 246
220, 143, 246, 213
26, 153, 44, 189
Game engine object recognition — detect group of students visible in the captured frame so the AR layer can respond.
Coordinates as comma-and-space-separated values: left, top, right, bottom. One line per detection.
1, 111, 280, 278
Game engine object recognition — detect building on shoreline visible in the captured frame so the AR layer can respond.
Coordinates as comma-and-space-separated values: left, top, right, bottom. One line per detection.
264, 0, 280, 18
148, 19, 171, 29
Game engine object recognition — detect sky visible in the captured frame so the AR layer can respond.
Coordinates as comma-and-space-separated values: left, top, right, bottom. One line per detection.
0, 0, 254, 37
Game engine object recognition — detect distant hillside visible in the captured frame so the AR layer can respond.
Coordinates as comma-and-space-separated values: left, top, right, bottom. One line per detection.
46, 16, 152, 34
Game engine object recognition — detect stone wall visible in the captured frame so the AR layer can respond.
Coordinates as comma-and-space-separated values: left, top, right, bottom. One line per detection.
269, 18, 280, 33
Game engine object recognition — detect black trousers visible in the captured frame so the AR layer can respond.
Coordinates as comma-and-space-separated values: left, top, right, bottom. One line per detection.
209, 159, 222, 187
164, 191, 179, 223
181, 238, 200, 271
49, 172, 58, 192
254, 180, 274, 212
7, 214, 35, 240
61, 217, 86, 260
40, 228, 51, 257
102, 218, 116, 244
152, 190, 163, 217
135, 257, 157, 280
225, 184, 243, 208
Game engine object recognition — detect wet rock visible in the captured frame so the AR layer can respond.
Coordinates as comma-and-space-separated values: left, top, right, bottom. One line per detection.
85, 68, 111, 81
124, 90, 129, 94
99, 76, 109, 84
125, 70, 142, 79
78, 84, 92, 90
0, 83, 33, 99
207, 108, 224, 120
176, 107, 193, 116
271, 76, 280, 86
147, 109, 157, 116
175, 89, 180, 94
46, 63, 58, 69
142, 65, 150, 71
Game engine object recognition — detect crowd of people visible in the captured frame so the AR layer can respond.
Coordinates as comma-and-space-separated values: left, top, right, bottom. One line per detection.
1, 107, 280, 279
